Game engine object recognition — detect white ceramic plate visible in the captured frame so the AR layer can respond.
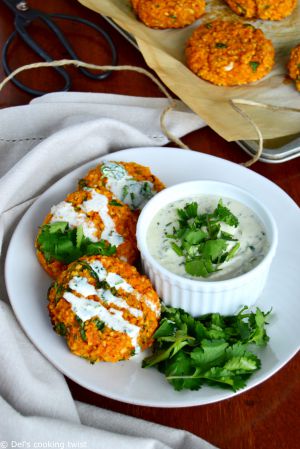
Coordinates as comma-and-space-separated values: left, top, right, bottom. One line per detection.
5, 147, 300, 408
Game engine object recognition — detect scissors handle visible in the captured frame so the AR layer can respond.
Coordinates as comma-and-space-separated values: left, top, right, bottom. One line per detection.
2, 30, 69, 97
2, 8, 117, 96
51, 14, 118, 80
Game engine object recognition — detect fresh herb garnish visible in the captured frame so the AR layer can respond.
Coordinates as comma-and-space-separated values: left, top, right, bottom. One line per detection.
78, 179, 88, 189
142, 305, 271, 392
37, 222, 116, 264
75, 315, 87, 342
93, 318, 105, 331
249, 61, 260, 72
166, 200, 240, 277
109, 199, 123, 207
215, 42, 227, 48
53, 281, 64, 304
54, 322, 67, 336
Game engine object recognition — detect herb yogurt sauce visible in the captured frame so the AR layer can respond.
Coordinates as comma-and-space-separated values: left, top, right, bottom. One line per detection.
147, 195, 269, 281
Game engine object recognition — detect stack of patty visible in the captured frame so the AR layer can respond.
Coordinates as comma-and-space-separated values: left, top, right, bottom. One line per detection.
36, 161, 165, 363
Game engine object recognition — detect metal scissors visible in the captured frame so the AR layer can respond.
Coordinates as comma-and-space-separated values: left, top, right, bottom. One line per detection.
1, 0, 118, 96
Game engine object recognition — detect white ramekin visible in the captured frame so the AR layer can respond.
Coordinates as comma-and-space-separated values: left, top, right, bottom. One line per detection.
136, 180, 278, 316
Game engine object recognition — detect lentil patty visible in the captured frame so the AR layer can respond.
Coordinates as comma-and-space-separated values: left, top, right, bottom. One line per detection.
48, 255, 161, 363
224, 0, 297, 21
185, 20, 275, 86
79, 161, 165, 212
36, 187, 138, 278
287, 44, 300, 92
131, 0, 205, 29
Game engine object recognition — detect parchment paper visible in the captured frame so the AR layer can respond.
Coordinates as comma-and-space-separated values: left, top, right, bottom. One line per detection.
78, 0, 300, 141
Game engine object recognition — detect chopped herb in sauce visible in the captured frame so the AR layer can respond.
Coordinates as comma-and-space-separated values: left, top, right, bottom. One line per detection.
166, 200, 240, 278
215, 42, 227, 48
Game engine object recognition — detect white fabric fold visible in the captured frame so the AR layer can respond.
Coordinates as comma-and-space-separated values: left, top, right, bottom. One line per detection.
0, 92, 215, 448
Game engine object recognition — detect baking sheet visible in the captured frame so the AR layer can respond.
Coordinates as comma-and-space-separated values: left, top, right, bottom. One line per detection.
79, 0, 300, 143
105, 16, 300, 163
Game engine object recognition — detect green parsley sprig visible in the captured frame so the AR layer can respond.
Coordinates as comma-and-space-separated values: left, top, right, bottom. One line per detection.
166, 200, 240, 277
142, 305, 271, 392
37, 221, 116, 264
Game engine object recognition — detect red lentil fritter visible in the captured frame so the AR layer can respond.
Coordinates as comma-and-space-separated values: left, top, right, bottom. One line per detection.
185, 20, 275, 86
79, 161, 165, 212
131, 0, 205, 29
224, 0, 297, 21
36, 187, 138, 279
48, 255, 161, 363
287, 44, 300, 92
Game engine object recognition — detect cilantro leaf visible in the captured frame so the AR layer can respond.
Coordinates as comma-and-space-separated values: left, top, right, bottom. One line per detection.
165, 352, 203, 391
191, 339, 228, 371
248, 307, 271, 346
212, 200, 239, 227
185, 258, 214, 277
37, 222, 116, 264
143, 305, 271, 393
166, 199, 240, 278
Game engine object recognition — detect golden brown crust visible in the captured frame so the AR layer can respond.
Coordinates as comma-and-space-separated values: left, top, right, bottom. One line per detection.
35, 187, 138, 278
185, 20, 275, 86
48, 255, 161, 363
131, 0, 205, 29
287, 44, 300, 92
225, 0, 297, 21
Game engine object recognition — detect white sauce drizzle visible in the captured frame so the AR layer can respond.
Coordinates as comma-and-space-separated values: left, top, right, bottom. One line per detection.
106, 272, 134, 293
62, 260, 160, 352
90, 260, 159, 315
89, 260, 106, 280
101, 161, 156, 210
147, 195, 269, 281
50, 201, 97, 241
99, 288, 142, 318
50, 188, 123, 246
63, 291, 141, 351
69, 276, 97, 297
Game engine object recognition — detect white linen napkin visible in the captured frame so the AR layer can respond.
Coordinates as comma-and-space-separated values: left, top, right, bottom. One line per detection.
0, 92, 217, 448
